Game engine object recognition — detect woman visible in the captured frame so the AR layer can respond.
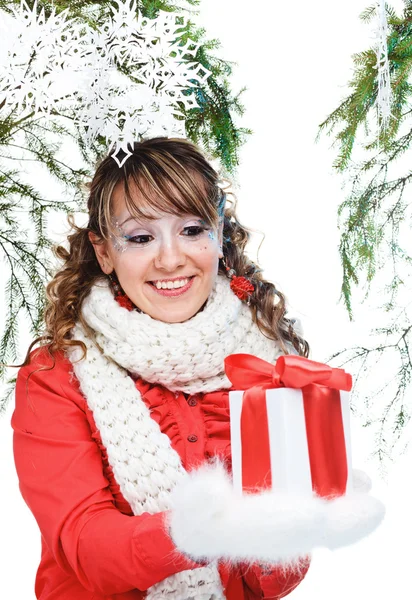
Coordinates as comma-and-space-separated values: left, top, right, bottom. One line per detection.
11, 137, 363, 600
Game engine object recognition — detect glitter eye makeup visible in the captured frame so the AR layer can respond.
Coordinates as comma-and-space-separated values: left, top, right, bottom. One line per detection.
110, 219, 157, 252
109, 221, 129, 253
197, 219, 216, 241
109, 217, 216, 252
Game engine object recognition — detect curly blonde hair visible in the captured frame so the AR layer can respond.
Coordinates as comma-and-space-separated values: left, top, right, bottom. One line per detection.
19, 137, 309, 370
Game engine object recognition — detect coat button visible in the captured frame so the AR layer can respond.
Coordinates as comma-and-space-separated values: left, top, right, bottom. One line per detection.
187, 434, 198, 443
187, 397, 198, 407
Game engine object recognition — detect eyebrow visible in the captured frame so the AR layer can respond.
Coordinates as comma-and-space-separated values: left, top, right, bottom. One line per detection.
118, 216, 135, 227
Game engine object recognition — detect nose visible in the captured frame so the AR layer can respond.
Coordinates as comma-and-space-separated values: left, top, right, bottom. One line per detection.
154, 236, 187, 272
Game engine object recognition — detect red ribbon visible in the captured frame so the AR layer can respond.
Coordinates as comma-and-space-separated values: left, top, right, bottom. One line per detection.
224, 354, 352, 496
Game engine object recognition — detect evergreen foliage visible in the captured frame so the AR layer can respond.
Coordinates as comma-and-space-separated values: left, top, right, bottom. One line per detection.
319, 0, 412, 460
0, 0, 250, 411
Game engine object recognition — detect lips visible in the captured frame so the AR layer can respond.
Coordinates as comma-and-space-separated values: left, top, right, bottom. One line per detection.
150, 276, 193, 283
150, 276, 193, 290
148, 275, 194, 290
148, 276, 195, 297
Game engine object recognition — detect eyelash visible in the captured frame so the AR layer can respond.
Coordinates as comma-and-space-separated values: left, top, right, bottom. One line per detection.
123, 225, 208, 245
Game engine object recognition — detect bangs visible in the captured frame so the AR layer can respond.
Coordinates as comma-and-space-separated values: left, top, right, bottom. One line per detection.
105, 149, 221, 236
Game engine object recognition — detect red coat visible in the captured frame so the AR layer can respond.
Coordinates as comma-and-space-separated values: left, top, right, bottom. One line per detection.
12, 347, 309, 600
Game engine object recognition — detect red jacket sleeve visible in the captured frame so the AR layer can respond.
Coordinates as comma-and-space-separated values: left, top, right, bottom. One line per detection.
11, 348, 199, 596
242, 559, 310, 599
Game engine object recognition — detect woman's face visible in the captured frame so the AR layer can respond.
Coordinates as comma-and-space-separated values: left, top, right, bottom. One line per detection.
89, 182, 223, 323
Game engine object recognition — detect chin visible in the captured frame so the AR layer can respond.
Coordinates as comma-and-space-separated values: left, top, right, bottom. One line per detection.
148, 302, 205, 323
131, 279, 212, 322
155, 310, 199, 323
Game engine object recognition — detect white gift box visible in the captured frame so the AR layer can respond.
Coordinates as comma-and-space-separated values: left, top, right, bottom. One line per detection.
229, 387, 353, 496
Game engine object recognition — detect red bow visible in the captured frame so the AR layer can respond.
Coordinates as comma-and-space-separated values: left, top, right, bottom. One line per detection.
225, 353, 352, 392
224, 354, 352, 495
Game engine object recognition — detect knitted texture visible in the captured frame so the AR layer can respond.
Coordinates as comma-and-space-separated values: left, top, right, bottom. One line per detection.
67, 275, 284, 599
79, 275, 285, 393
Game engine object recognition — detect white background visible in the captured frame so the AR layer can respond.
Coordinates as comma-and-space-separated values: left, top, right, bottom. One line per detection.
0, 1, 410, 598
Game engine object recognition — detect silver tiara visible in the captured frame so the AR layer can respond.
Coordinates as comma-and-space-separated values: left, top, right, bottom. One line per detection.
0, 0, 211, 166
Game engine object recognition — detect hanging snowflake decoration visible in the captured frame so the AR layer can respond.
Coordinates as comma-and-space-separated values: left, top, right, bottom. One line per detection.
0, 0, 211, 166
374, 0, 392, 131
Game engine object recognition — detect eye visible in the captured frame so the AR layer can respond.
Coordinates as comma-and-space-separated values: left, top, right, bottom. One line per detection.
182, 225, 206, 237
124, 234, 153, 245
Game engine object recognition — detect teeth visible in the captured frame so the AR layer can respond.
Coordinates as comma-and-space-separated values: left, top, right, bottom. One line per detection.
153, 278, 190, 290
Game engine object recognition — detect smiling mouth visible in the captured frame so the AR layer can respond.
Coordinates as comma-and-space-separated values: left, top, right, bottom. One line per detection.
148, 276, 195, 290
147, 276, 195, 297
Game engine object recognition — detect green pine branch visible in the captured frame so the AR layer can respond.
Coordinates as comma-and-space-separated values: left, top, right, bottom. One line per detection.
328, 318, 412, 462
319, 1, 412, 462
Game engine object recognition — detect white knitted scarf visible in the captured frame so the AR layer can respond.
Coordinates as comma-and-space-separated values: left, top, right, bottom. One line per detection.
67, 275, 284, 599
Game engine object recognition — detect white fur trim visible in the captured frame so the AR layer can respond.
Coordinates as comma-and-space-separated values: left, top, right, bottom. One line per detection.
323, 491, 385, 550
169, 463, 386, 564
352, 468, 372, 493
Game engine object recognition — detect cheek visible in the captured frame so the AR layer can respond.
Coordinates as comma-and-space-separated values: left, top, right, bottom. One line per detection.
189, 241, 220, 272
111, 250, 149, 280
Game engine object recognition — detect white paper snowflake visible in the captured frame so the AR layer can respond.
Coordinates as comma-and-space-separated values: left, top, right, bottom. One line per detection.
0, 0, 211, 166
375, 0, 392, 130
